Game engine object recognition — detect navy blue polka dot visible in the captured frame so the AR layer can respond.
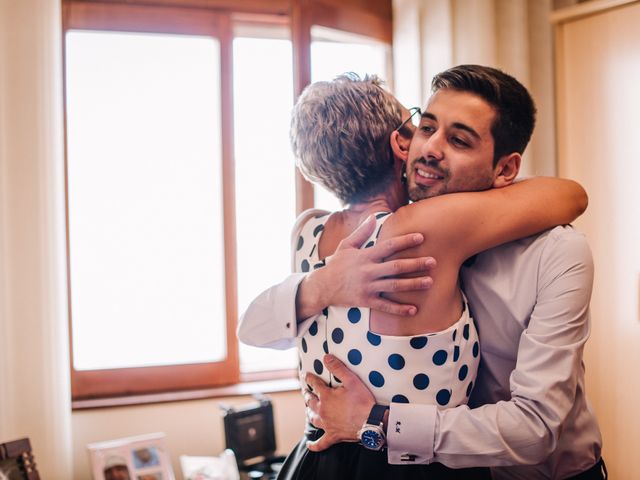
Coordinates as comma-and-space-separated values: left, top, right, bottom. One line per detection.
309, 321, 318, 336
331, 328, 344, 344
410, 336, 428, 349
301, 338, 308, 353
322, 341, 328, 354
463, 323, 470, 340
313, 359, 323, 375
369, 371, 385, 387
314, 262, 325, 269
413, 374, 430, 390
348, 308, 362, 324
301, 259, 310, 272
473, 341, 479, 358
466, 381, 474, 397
375, 212, 390, 219
298, 358, 302, 370
458, 364, 469, 381
365, 241, 375, 248
436, 389, 452, 406
334, 376, 342, 384
452, 329, 457, 341
388, 353, 405, 370
322, 307, 329, 317
313, 224, 324, 237
296, 236, 304, 251
348, 349, 362, 365
367, 331, 381, 346
433, 350, 448, 366
392, 394, 409, 403
453, 346, 460, 362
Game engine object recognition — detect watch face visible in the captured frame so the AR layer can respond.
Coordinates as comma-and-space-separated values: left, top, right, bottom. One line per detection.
361, 429, 383, 450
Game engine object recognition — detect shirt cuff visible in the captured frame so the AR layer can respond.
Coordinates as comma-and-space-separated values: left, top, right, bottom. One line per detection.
387, 403, 437, 465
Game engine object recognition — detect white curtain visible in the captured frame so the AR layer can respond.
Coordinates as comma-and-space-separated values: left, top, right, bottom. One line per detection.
0, 0, 73, 477
392, 0, 556, 177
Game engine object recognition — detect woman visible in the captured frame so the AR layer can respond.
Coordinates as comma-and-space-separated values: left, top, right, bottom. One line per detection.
277, 73, 586, 479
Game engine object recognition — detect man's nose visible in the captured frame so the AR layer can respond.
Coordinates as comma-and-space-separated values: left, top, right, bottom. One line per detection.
420, 130, 445, 162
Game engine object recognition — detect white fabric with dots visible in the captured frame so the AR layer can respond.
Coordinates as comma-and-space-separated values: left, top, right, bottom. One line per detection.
295, 212, 480, 408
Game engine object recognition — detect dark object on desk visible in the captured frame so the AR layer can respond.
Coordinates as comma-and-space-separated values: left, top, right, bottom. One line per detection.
0, 438, 40, 480
221, 395, 286, 480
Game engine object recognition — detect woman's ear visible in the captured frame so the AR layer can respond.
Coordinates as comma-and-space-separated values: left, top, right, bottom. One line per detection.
390, 130, 411, 163
493, 152, 521, 188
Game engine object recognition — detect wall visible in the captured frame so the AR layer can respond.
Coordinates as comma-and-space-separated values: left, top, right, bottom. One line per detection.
0, 1, 73, 477
554, 1, 640, 476
72, 390, 305, 479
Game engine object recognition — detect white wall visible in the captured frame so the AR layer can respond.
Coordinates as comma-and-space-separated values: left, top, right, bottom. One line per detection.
555, 2, 640, 476
0, 1, 72, 477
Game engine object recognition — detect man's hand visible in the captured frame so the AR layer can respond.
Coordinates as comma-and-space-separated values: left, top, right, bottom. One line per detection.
304, 354, 376, 452
296, 215, 436, 320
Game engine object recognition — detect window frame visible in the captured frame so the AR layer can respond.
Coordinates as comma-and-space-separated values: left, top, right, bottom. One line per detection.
62, 0, 392, 405
63, 1, 239, 400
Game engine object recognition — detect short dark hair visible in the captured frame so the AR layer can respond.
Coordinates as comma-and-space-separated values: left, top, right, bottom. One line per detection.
431, 65, 536, 165
290, 73, 404, 205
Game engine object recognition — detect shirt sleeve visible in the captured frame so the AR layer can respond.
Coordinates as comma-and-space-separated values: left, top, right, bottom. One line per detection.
387, 230, 595, 467
237, 273, 316, 350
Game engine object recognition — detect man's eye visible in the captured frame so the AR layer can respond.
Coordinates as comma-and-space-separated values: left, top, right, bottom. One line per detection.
420, 125, 435, 135
451, 136, 470, 148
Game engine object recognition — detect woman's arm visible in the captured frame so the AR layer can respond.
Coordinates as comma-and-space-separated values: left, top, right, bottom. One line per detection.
392, 177, 587, 262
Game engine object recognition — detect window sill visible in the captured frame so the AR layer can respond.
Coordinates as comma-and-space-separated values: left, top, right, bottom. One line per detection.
72, 374, 300, 410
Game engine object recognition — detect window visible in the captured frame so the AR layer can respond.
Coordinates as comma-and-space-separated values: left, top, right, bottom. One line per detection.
63, 0, 392, 403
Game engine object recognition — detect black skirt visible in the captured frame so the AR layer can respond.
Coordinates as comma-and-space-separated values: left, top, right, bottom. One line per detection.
277, 426, 491, 480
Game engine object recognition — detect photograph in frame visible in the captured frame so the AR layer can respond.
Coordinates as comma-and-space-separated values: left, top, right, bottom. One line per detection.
87, 432, 175, 480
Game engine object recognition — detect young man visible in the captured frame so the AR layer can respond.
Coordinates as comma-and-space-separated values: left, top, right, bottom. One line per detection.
238, 65, 604, 479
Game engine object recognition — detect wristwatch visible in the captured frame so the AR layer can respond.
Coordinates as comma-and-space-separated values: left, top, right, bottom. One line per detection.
358, 404, 389, 451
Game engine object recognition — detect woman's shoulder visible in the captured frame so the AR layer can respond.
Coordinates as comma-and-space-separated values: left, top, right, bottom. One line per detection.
290, 208, 331, 243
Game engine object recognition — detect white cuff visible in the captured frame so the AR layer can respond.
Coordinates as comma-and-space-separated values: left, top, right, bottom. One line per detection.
387, 403, 437, 465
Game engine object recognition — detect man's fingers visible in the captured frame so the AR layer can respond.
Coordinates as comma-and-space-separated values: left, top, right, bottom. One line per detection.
323, 354, 359, 386
368, 233, 425, 261
369, 297, 419, 316
305, 406, 324, 430
306, 433, 340, 452
305, 372, 330, 397
372, 256, 436, 278
336, 215, 377, 250
371, 274, 434, 295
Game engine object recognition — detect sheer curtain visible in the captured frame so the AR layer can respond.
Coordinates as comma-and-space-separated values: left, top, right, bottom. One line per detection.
392, 0, 556, 177
0, 1, 72, 477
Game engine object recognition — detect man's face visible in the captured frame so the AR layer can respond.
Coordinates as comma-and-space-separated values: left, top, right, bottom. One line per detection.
405, 89, 498, 201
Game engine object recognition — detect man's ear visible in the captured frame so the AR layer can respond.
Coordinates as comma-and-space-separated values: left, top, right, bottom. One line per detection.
390, 130, 411, 163
493, 152, 521, 188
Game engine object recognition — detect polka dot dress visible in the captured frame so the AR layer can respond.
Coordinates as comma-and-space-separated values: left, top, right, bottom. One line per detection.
295, 212, 480, 408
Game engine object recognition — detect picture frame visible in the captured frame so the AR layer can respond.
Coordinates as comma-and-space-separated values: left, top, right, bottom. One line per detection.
0, 437, 40, 480
87, 432, 175, 480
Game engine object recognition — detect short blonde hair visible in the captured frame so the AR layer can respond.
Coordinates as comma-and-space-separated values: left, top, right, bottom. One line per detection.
290, 73, 404, 205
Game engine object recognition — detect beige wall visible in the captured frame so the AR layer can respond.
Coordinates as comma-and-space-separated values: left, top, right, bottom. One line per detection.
554, 1, 640, 477
72, 390, 305, 480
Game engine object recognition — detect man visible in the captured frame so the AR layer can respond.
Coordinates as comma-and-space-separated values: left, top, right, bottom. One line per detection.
238, 65, 604, 479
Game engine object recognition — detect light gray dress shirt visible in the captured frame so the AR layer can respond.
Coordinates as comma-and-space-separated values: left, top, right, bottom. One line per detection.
237, 225, 603, 479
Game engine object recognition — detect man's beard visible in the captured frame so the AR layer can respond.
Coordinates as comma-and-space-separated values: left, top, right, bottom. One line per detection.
406, 158, 494, 202
406, 158, 450, 201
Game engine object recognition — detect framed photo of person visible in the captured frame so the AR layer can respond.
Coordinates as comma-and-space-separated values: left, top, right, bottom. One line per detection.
87, 432, 175, 480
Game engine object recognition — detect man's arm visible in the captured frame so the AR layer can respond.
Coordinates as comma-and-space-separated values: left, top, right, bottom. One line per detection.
305, 230, 595, 466
237, 216, 436, 348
